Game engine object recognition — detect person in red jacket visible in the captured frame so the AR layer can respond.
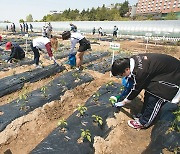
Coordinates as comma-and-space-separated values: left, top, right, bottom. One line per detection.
30, 36, 58, 68
111, 53, 180, 129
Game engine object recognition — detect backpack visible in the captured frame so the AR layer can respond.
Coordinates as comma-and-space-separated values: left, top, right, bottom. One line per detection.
62, 31, 71, 40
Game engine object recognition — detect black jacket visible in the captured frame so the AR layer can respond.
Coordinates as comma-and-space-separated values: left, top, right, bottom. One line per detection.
127, 53, 180, 102
7, 43, 25, 62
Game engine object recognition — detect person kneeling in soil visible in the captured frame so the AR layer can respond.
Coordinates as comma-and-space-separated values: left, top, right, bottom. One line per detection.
5, 42, 25, 63
62, 30, 91, 70
111, 53, 180, 129
30, 36, 58, 68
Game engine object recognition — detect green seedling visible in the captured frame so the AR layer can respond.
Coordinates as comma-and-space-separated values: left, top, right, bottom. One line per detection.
72, 72, 80, 79
168, 107, 180, 133
58, 118, 68, 128
92, 114, 103, 126
81, 129, 91, 142
40, 86, 48, 97
93, 92, 100, 101
17, 92, 28, 103
20, 76, 26, 81
59, 79, 66, 85
17, 90, 29, 110
106, 81, 113, 87
77, 104, 87, 116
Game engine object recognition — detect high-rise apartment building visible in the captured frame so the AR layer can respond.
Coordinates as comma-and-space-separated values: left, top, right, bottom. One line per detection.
136, 0, 180, 14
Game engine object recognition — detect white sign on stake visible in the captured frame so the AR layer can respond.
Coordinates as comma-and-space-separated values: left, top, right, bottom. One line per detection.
110, 42, 120, 50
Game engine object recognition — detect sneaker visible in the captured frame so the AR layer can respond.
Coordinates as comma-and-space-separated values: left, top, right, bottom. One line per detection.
127, 119, 143, 129
75, 67, 80, 71
36, 65, 42, 69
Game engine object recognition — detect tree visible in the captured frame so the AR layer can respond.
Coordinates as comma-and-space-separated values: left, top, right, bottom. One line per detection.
19, 19, 24, 23
119, 1, 129, 17
26, 14, 33, 22
164, 12, 177, 20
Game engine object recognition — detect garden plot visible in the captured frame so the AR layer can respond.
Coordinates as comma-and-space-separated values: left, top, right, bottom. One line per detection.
0, 64, 65, 97
31, 82, 121, 154
87, 53, 128, 73
0, 70, 94, 132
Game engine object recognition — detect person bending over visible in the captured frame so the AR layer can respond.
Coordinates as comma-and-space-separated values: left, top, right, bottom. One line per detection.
111, 53, 180, 129
5, 42, 25, 63
30, 36, 58, 68
62, 30, 91, 70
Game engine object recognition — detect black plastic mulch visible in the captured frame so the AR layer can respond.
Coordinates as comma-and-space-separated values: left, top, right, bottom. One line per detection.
0, 57, 35, 71
86, 53, 128, 73
0, 70, 94, 132
31, 82, 122, 154
43, 50, 69, 60
82, 51, 110, 64
143, 102, 180, 154
44, 51, 110, 64
0, 64, 65, 97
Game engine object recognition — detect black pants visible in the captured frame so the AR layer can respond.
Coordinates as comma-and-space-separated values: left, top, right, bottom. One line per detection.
139, 91, 166, 127
14, 52, 25, 60
113, 31, 117, 37
30, 42, 40, 65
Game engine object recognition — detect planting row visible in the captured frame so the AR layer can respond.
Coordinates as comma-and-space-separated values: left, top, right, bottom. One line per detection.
0, 70, 94, 131
31, 82, 121, 154
0, 64, 65, 97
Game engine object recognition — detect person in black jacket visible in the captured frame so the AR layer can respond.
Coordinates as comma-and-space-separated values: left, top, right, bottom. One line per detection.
5, 42, 25, 63
111, 53, 180, 129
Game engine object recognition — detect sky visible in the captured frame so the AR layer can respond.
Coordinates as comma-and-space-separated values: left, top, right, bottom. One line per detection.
0, 0, 137, 22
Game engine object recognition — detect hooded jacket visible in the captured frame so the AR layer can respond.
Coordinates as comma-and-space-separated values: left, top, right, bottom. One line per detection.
126, 53, 180, 102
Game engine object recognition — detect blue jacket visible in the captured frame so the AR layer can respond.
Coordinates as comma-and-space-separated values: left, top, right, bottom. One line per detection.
119, 77, 134, 99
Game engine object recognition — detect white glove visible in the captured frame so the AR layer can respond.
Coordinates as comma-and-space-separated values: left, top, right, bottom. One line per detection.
114, 101, 125, 107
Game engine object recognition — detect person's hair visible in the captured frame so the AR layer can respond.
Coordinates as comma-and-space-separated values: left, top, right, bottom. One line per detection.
111, 58, 130, 76
50, 37, 58, 51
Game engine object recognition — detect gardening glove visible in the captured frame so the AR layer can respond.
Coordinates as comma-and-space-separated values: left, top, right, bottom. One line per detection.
114, 101, 125, 108
109, 96, 120, 105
